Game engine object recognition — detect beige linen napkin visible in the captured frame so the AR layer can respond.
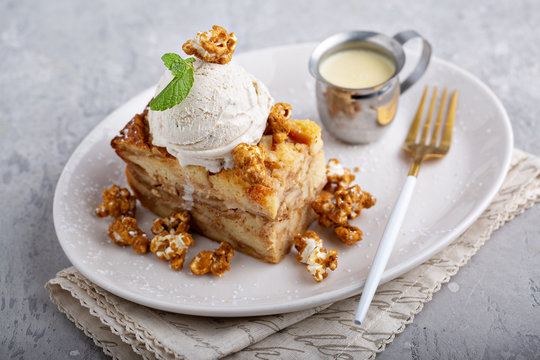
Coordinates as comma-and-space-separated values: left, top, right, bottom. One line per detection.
46, 149, 540, 360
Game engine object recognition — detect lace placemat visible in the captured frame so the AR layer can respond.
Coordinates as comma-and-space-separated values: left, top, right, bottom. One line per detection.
46, 149, 540, 360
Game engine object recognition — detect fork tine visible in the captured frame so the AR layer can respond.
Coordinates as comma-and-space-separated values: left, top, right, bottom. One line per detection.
420, 87, 438, 144
440, 90, 458, 149
405, 86, 429, 144
430, 88, 448, 146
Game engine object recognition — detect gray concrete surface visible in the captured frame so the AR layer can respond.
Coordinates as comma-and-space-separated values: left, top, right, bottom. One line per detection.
1, 0, 539, 358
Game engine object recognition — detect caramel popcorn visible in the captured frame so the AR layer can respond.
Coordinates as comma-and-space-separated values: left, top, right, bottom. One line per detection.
190, 242, 234, 277
311, 159, 376, 246
150, 232, 194, 271
96, 185, 136, 219
313, 172, 376, 227
311, 191, 336, 227
335, 185, 376, 221
293, 231, 337, 282
267, 102, 292, 146
211, 241, 234, 276
324, 159, 355, 193
182, 25, 237, 64
151, 211, 191, 235
232, 143, 266, 184
334, 224, 363, 245
189, 251, 213, 275
108, 217, 149, 254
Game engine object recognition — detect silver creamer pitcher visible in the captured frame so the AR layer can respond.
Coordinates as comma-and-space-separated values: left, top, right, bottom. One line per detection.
309, 30, 432, 144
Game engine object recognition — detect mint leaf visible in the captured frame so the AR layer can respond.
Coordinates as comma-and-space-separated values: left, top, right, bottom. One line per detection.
161, 53, 182, 70
170, 60, 188, 77
150, 53, 196, 111
149, 67, 194, 111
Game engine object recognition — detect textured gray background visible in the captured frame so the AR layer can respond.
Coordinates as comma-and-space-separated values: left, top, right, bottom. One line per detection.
1, 0, 539, 359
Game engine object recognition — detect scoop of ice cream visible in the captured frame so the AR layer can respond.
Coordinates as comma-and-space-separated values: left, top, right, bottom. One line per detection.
147, 60, 273, 173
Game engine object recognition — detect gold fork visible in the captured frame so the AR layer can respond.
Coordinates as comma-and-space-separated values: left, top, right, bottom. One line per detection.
354, 86, 458, 325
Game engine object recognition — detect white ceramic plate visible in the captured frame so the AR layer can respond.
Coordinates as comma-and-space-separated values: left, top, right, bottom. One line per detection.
53, 43, 512, 317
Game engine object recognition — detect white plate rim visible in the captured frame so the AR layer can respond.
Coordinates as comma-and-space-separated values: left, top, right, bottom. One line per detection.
53, 43, 513, 316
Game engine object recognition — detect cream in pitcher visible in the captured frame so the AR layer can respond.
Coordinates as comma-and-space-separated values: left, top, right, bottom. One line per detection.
309, 30, 432, 144
319, 48, 396, 89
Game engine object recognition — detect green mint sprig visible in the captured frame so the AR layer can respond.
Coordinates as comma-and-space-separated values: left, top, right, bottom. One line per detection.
149, 53, 196, 111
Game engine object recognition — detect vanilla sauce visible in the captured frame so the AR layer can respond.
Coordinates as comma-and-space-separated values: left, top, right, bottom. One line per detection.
319, 48, 396, 89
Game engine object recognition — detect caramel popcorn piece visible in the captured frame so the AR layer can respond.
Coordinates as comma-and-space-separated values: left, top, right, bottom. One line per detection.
210, 242, 234, 276
182, 25, 237, 64
232, 143, 266, 184
334, 224, 363, 245
311, 160, 376, 246
108, 217, 149, 254
190, 242, 234, 277
267, 103, 292, 146
312, 185, 376, 227
334, 185, 376, 221
189, 251, 213, 275
311, 190, 336, 227
324, 159, 355, 193
293, 231, 337, 282
150, 232, 194, 271
151, 211, 191, 235
96, 184, 136, 219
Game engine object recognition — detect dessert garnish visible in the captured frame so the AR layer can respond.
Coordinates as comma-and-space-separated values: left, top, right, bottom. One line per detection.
150, 231, 194, 271
151, 211, 191, 235
334, 224, 363, 245
149, 25, 238, 112
324, 158, 355, 192
95, 185, 149, 254
293, 231, 338, 282
267, 102, 293, 148
95, 184, 137, 219
312, 159, 376, 245
182, 25, 237, 64
232, 143, 266, 184
190, 241, 234, 276
150, 211, 193, 270
108, 217, 149, 254
149, 53, 196, 111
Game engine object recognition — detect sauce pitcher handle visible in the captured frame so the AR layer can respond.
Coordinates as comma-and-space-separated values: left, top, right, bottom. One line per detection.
393, 30, 432, 94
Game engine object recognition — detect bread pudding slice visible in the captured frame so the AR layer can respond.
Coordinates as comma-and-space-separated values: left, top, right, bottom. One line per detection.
111, 107, 326, 263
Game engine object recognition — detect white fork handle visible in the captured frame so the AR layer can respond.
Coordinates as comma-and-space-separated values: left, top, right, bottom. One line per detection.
354, 175, 417, 325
